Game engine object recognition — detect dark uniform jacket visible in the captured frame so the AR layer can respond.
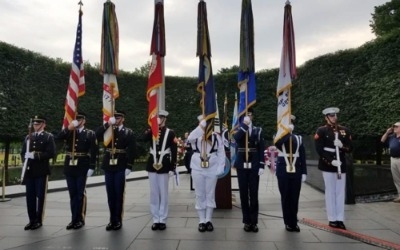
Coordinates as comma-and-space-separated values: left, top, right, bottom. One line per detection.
21, 131, 56, 178
58, 128, 98, 176
274, 133, 307, 178
143, 126, 177, 174
233, 123, 265, 171
96, 124, 136, 172
314, 124, 352, 173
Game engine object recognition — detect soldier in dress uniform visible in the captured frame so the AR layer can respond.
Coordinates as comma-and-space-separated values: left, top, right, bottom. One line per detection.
143, 110, 177, 231
274, 116, 307, 232
21, 115, 56, 230
314, 107, 352, 230
187, 116, 225, 232
96, 110, 137, 231
57, 112, 98, 230
233, 108, 265, 233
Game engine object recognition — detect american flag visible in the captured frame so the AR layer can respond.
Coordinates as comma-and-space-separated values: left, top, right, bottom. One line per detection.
62, 10, 85, 129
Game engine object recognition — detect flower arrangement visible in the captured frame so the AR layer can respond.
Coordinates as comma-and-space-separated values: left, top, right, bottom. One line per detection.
176, 137, 185, 165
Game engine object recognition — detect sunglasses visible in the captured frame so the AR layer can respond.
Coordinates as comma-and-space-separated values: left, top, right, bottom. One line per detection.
327, 113, 337, 117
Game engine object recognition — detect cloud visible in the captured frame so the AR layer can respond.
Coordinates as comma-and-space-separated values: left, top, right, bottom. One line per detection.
0, 0, 386, 76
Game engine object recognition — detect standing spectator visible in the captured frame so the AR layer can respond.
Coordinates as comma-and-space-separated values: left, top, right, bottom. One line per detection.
21, 115, 56, 230
96, 111, 137, 231
314, 107, 352, 230
380, 122, 400, 203
274, 122, 307, 232
183, 132, 193, 174
187, 116, 225, 232
142, 110, 177, 231
57, 112, 98, 230
233, 108, 265, 233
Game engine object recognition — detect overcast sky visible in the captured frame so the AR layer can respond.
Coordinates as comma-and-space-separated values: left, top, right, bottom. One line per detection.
0, 0, 388, 77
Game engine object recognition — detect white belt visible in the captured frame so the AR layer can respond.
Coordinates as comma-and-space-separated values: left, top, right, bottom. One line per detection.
323, 147, 335, 153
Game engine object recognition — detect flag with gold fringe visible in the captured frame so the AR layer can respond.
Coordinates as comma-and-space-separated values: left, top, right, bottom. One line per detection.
197, 0, 216, 142
147, 0, 165, 142
100, 0, 119, 146
274, 1, 297, 144
62, 6, 85, 129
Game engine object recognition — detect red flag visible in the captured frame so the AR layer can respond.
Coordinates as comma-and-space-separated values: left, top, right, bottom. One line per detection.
62, 10, 85, 129
147, 1, 165, 141
147, 54, 162, 141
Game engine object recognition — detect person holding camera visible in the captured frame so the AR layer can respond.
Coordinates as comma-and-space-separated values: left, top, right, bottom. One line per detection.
381, 122, 400, 203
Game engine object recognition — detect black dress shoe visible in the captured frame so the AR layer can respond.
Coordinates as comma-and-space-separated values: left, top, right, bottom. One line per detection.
151, 223, 159, 231
198, 223, 206, 232
294, 225, 300, 232
30, 222, 42, 230
73, 221, 84, 230
252, 224, 259, 232
24, 223, 32, 230
113, 222, 122, 230
336, 221, 346, 230
66, 222, 74, 230
243, 224, 253, 232
106, 223, 113, 231
158, 223, 166, 231
206, 221, 214, 232
329, 221, 339, 228
285, 225, 295, 232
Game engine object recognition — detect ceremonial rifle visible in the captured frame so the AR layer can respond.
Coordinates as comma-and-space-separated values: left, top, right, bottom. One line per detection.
21, 118, 32, 184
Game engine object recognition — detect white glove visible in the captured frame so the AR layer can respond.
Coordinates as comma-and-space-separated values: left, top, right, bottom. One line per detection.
216, 166, 224, 176
302, 174, 307, 182
243, 116, 251, 125
200, 119, 206, 128
288, 124, 294, 132
258, 168, 264, 176
87, 169, 94, 177
331, 160, 342, 167
334, 139, 343, 148
25, 152, 34, 159
168, 171, 175, 177
109, 117, 116, 125
125, 169, 131, 176
71, 120, 79, 127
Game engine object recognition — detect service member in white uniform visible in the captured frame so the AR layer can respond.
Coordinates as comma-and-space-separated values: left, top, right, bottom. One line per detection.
187, 116, 225, 232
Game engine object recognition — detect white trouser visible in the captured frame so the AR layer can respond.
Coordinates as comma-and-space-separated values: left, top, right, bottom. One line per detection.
191, 169, 218, 223
390, 157, 400, 196
148, 172, 170, 223
322, 171, 346, 221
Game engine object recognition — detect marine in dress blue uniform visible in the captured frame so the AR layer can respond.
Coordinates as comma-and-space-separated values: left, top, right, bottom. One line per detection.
21, 115, 56, 230
233, 108, 265, 232
57, 112, 98, 230
96, 111, 136, 231
314, 107, 352, 230
274, 120, 307, 232
143, 110, 177, 231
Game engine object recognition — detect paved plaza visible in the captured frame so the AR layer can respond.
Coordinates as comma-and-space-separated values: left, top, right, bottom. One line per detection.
0, 166, 400, 250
